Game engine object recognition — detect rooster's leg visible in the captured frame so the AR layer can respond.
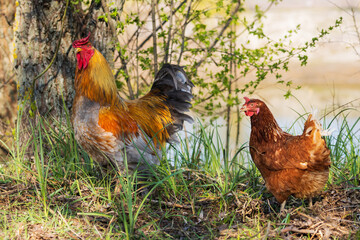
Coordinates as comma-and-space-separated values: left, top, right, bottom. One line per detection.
280, 200, 286, 212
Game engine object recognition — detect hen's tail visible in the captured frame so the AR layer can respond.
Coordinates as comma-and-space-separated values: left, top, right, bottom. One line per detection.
303, 114, 333, 138
150, 64, 194, 137
303, 114, 331, 170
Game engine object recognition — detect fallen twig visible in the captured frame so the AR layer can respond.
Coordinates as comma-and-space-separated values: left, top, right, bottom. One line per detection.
331, 217, 360, 224
297, 211, 315, 221
146, 199, 198, 209
309, 221, 324, 230
0, 185, 31, 195
262, 221, 271, 240
281, 226, 316, 234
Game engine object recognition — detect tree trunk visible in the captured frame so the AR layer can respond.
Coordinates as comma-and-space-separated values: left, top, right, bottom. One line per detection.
0, 0, 17, 158
13, 0, 117, 150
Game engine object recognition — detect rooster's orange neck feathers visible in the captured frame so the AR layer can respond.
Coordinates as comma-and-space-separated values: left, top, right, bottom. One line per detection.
73, 35, 121, 107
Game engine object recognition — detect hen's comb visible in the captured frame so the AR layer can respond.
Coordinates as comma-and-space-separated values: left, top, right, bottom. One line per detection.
72, 33, 91, 48
244, 96, 250, 103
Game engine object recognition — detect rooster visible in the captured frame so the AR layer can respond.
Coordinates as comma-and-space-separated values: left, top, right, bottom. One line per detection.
241, 97, 331, 212
71, 34, 194, 172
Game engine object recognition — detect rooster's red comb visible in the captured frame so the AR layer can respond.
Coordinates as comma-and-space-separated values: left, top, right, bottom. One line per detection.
72, 33, 91, 48
244, 97, 250, 103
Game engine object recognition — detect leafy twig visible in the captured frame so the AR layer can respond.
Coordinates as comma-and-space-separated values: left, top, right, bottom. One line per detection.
195, 0, 242, 69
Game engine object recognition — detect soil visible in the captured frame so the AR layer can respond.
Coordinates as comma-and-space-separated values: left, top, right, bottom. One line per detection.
0, 180, 359, 239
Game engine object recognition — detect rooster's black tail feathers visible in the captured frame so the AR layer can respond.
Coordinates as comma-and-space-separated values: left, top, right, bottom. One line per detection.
151, 64, 194, 137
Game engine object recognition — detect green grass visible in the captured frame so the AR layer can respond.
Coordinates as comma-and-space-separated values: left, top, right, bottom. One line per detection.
325, 110, 360, 186
0, 102, 359, 239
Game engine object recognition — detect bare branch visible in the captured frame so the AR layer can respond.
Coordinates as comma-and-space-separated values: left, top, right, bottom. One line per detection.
126, 7, 152, 46
136, 0, 187, 52
350, 7, 360, 46
102, 0, 135, 99
163, 0, 174, 63
135, 0, 140, 97
151, 0, 158, 75
177, 0, 193, 65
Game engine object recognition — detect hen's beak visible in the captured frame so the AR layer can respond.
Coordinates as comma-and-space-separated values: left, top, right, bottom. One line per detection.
240, 104, 247, 112
240, 104, 260, 116
75, 48, 81, 53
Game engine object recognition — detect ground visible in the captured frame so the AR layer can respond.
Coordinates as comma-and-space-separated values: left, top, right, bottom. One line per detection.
0, 177, 359, 239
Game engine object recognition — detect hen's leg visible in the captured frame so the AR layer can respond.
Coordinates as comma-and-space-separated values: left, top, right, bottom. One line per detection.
309, 197, 313, 208
280, 200, 286, 212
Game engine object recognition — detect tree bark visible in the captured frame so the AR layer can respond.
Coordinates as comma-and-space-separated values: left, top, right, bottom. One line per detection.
13, 0, 117, 150
0, 0, 17, 158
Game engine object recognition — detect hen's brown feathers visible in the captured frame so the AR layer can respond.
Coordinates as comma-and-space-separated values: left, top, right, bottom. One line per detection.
243, 98, 331, 204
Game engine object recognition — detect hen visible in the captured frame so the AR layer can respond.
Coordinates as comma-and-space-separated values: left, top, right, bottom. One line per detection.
241, 97, 331, 211
71, 34, 194, 172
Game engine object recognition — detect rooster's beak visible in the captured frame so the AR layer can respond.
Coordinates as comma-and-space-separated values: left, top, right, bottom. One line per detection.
75, 48, 81, 53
